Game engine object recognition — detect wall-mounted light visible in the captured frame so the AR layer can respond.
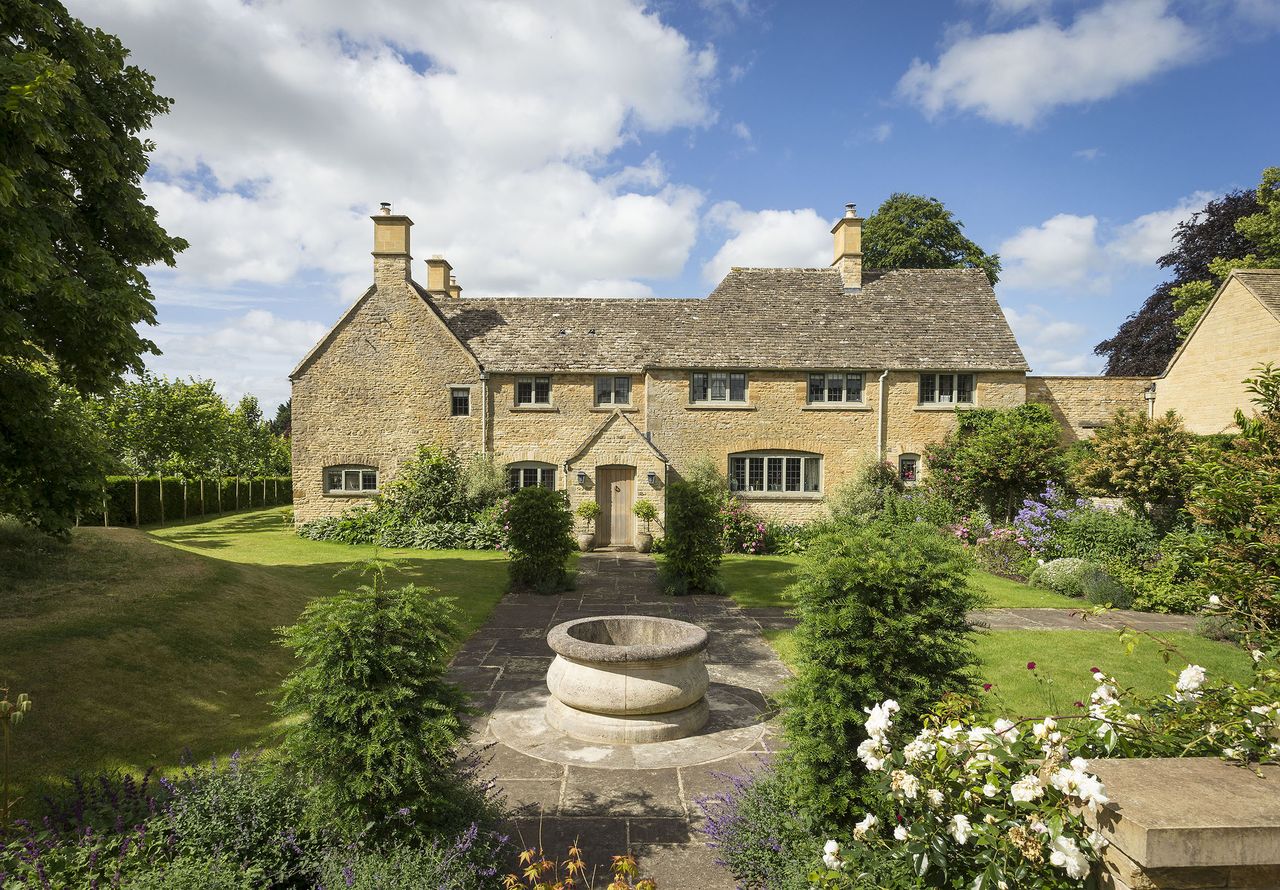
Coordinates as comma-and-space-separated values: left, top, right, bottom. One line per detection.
647, 471, 660, 487
577, 470, 588, 486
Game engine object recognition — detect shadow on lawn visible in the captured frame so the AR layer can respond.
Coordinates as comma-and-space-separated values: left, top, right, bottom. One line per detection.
149, 509, 289, 548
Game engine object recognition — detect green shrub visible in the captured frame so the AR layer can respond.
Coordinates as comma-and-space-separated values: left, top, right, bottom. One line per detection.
1071, 409, 1195, 530
163, 753, 318, 884
719, 495, 766, 554
274, 563, 490, 840
827, 460, 902, 524
1029, 557, 1128, 605
1052, 506, 1158, 565
378, 445, 470, 526
633, 498, 658, 534
879, 487, 959, 528
506, 487, 574, 592
1196, 614, 1244, 643
461, 454, 510, 511
971, 528, 1032, 579
1081, 564, 1132, 608
1105, 533, 1207, 613
660, 479, 723, 595
296, 505, 383, 544
121, 857, 261, 889
764, 521, 813, 555
780, 521, 979, 825
315, 832, 508, 890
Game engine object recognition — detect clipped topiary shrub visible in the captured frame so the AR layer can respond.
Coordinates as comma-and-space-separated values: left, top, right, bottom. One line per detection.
660, 478, 723, 595
780, 520, 979, 826
505, 486, 574, 593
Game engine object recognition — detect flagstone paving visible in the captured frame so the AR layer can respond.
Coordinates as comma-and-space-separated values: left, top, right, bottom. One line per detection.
449, 551, 788, 889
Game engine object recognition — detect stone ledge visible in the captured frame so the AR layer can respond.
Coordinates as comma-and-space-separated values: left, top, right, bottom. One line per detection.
1086, 758, 1280, 870
684, 403, 756, 411
800, 404, 873, 412
509, 405, 560, 413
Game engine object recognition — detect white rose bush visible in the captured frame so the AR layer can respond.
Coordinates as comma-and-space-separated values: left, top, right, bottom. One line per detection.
811, 653, 1280, 889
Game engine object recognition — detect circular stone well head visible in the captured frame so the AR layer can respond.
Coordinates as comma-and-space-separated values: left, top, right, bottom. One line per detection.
547, 615, 709, 665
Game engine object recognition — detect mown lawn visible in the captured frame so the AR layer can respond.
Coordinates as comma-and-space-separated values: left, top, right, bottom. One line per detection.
0, 508, 508, 814
719, 553, 1075, 609
764, 627, 1253, 719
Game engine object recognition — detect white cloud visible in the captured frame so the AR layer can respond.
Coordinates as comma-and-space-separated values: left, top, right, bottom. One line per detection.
77, 0, 718, 298
999, 213, 1105, 291
148, 310, 328, 407
998, 190, 1214, 291
1074, 147, 1104, 161
1001, 304, 1100, 374
731, 121, 752, 141
700, 202, 830, 284
1107, 190, 1215, 265
870, 122, 893, 143
897, 0, 1200, 127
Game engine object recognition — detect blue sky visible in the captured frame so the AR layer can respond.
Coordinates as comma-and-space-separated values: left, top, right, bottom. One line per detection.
72, 0, 1280, 407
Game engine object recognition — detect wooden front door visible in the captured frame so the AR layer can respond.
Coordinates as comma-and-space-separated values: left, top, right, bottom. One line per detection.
595, 466, 634, 547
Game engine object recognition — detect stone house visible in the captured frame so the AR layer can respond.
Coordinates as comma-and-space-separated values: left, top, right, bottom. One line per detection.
1152, 269, 1280, 434
290, 204, 1152, 544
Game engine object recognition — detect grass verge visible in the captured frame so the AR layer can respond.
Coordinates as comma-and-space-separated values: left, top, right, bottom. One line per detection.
0, 507, 508, 814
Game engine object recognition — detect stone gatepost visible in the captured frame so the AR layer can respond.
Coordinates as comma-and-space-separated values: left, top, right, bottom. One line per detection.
1087, 758, 1280, 889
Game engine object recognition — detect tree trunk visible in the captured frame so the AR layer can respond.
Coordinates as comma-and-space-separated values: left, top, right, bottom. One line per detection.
199, 478, 205, 516
103, 493, 109, 528
134, 478, 140, 528
235, 477, 240, 510
182, 480, 188, 520
217, 478, 223, 515
263, 476, 267, 505
158, 476, 166, 527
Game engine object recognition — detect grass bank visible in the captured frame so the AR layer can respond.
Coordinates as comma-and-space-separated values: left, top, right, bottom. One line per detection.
0, 508, 508, 814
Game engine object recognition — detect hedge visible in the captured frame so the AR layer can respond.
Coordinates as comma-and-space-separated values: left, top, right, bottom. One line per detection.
78, 476, 293, 527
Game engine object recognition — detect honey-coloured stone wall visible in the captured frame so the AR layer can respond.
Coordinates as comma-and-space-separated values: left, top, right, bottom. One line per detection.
1027, 376, 1153, 441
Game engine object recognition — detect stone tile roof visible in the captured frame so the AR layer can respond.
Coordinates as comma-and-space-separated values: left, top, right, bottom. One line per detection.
1234, 269, 1280, 320
434, 267, 1028, 373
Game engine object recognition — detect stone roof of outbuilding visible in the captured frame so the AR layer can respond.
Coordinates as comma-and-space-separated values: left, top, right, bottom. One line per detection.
433, 267, 1028, 373
1234, 269, 1280, 321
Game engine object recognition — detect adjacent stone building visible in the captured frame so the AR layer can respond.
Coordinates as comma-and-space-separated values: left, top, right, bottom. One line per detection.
1152, 269, 1280, 434
291, 203, 1238, 543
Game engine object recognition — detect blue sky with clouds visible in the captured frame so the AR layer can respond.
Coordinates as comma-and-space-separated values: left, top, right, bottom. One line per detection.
70, 0, 1280, 408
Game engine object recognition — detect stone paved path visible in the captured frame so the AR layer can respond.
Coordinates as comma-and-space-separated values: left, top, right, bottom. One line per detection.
448, 552, 790, 889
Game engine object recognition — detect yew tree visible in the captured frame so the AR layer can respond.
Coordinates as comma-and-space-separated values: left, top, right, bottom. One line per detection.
1, 0, 186, 532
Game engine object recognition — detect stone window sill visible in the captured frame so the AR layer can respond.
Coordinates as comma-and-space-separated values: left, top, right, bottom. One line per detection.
685, 403, 756, 411
913, 404, 976, 412
801, 404, 872, 412
737, 493, 823, 501
589, 406, 639, 413
324, 491, 379, 498
510, 405, 560, 413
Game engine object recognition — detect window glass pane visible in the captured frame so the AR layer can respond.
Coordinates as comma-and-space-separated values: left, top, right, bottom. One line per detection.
766, 457, 783, 492
938, 374, 954, 403
919, 374, 936, 403
691, 372, 708, 402
730, 372, 747, 402
748, 457, 764, 491
534, 377, 551, 403
803, 457, 821, 492
523, 468, 538, 488
451, 388, 470, 416
957, 374, 974, 403
808, 374, 825, 403
900, 456, 918, 483
343, 470, 361, 491
710, 372, 728, 400
785, 457, 801, 491
542, 469, 556, 490
516, 379, 533, 404
826, 373, 844, 403
614, 377, 630, 404
729, 457, 746, 491
847, 373, 864, 403
596, 377, 612, 404
326, 471, 342, 491
508, 469, 520, 492
361, 470, 378, 490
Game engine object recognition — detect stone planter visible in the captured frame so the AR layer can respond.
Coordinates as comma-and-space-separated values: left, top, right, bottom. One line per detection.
635, 531, 653, 553
575, 533, 595, 552
545, 615, 710, 744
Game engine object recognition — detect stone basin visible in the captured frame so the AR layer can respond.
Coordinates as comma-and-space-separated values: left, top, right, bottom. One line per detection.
544, 615, 710, 744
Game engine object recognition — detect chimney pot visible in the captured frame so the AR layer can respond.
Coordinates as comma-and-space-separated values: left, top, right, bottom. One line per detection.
845, 202, 856, 218
425, 255, 453, 292
379, 202, 392, 216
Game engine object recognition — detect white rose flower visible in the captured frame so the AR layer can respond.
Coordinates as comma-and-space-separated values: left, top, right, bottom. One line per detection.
1176, 664, 1207, 700
894, 824, 909, 841
1032, 717, 1056, 741
1086, 829, 1109, 851
1010, 775, 1044, 803
1070, 756, 1090, 772
982, 782, 999, 798
1251, 648, 1264, 663
902, 738, 932, 763
853, 813, 878, 839
949, 814, 972, 844
1208, 594, 1222, 607
927, 789, 945, 808
822, 851, 842, 870
1049, 835, 1090, 880
824, 839, 840, 856
992, 717, 1018, 743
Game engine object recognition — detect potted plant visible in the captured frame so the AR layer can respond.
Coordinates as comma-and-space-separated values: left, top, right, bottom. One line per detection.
633, 498, 658, 553
575, 500, 601, 551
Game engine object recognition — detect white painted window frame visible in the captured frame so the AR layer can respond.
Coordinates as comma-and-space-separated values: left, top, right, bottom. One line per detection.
727, 451, 822, 496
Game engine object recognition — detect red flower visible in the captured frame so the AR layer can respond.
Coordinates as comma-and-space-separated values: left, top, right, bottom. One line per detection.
1089, 666, 1101, 674
982, 683, 992, 692
1026, 661, 1037, 670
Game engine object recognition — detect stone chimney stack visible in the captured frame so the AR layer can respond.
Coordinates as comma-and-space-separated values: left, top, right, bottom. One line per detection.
831, 202, 863, 291
371, 202, 412, 283
447, 274, 462, 300
425, 255, 453, 293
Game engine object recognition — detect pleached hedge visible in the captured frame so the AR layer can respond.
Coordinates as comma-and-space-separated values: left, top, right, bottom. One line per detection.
79, 476, 293, 527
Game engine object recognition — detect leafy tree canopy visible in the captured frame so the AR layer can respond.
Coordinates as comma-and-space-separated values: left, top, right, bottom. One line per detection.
1095, 189, 1260, 376
1, 0, 186, 531
862, 193, 1001, 285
